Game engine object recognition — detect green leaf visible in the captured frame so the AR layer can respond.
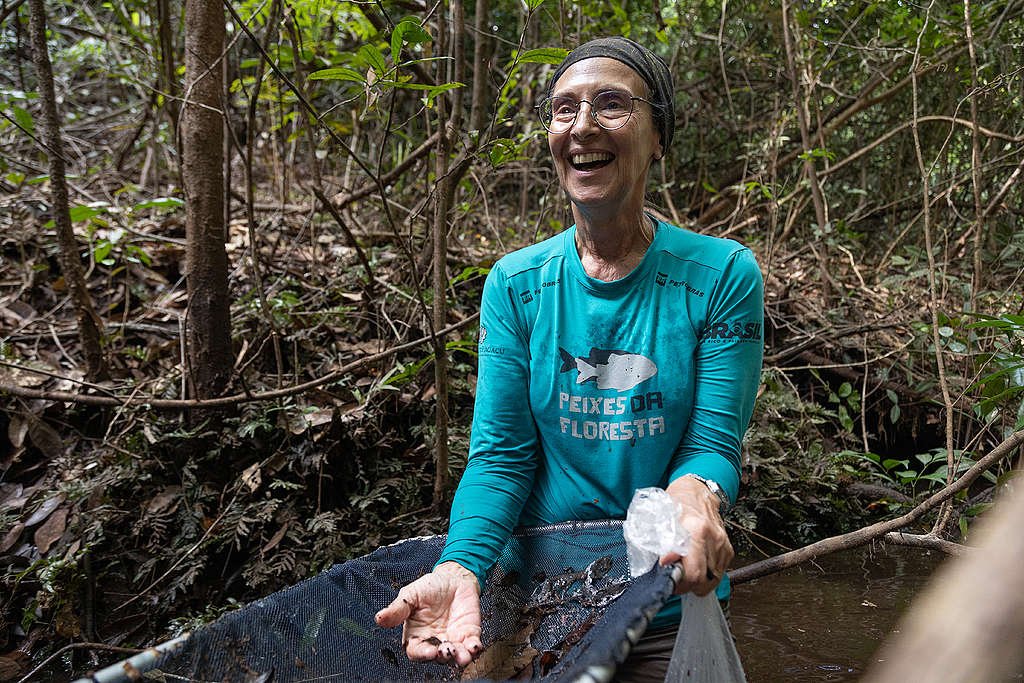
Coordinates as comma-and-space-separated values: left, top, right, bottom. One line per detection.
889, 404, 901, 423
488, 138, 523, 166
838, 382, 853, 398
510, 47, 569, 67
937, 325, 954, 337
450, 265, 491, 285
384, 80, 464, 95
524, 0, 546, 9
134, 196, 183, 211
357, 44, 387, 76
69, 205, 106, 223
12, 106, 33, 134
308, 67, 366, 83
427, 81, 465, 98
391, 18, 431, 63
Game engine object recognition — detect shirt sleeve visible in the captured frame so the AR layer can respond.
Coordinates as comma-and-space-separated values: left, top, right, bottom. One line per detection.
436, 264, 539, 587
668, 247, 763, 503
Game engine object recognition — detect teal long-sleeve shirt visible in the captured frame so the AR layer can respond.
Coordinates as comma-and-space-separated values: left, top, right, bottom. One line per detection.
438, 219, 763, 606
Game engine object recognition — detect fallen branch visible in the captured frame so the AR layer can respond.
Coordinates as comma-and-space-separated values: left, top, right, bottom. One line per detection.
728, 428, 1024, 585
882, 531, 970, 557
0, 314, 479, 409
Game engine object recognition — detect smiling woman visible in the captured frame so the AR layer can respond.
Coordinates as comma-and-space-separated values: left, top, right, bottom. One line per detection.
376, 37, 765, 682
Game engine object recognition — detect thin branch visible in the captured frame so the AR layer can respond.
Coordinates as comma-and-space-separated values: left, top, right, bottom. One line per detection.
0, 315, 479, 408
821, 116, 1024, 180
729, 429, 1024, 585
883, 531, 971, 557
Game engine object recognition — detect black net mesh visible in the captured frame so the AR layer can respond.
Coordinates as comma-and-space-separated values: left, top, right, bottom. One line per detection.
152, 520, 686, 682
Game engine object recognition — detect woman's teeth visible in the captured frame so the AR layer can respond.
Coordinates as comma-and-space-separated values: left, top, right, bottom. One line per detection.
571, 152, 613, 170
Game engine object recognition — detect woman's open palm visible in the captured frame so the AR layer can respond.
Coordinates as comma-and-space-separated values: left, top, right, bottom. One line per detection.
375, 561, 483, 666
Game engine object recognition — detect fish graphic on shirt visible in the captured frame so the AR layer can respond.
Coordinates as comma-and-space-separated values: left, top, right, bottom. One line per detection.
558, 347, 658, 392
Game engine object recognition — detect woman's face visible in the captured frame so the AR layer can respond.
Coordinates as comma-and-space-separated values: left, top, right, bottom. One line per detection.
547, 57, 663, 217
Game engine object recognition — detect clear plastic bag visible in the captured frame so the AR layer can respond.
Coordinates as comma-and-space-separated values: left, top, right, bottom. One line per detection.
622, 487, 691, 579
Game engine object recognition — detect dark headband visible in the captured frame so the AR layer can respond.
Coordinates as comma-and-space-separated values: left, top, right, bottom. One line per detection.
547, 36, 674, 150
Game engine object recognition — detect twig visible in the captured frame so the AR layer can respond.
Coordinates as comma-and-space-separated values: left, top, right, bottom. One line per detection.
0, 315, 479, 408
728, 428, 1024, 585
311, 186, 375, 288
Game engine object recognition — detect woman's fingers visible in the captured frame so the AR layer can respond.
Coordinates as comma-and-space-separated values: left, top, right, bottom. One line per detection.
406, 635, 442, 661
404, 634, 481, 665
375, 593, 413, 628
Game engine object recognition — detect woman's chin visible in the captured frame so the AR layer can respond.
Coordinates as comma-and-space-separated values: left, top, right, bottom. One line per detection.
567, 188, 639, 215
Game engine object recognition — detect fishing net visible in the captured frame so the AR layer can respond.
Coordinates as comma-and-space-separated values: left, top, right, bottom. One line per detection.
145, 519, 743, 682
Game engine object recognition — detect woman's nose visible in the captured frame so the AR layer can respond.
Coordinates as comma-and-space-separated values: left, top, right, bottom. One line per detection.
570, 101, 600, 137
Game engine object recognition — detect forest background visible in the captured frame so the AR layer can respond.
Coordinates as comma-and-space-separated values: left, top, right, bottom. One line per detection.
1, 0, 1023, 678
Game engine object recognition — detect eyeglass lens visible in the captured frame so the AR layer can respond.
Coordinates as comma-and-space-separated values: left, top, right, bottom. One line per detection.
540, 91, 636, 132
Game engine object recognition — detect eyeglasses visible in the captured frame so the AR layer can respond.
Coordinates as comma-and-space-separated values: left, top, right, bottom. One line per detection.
535, 90, 654, 134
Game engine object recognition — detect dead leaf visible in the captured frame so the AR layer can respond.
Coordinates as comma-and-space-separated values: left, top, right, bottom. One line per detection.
146, 488, 181, 514
55, 601, 81, 639
34, 507, 67, 554
261, 521, 290, 553
461, 620, 538, 681
24, 494, 65, 527
241, 463, 262, 493
265, 453, 287, 476
27, 415, 64, 459
7, 416, 27, 449
0, 651, 28, 681
0, 360, 50, 388
0, 522, 24, 553
0, 483, 24, 509
337, 339, 384, 355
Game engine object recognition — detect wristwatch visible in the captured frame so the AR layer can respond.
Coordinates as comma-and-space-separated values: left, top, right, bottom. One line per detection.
683, 474, 729, 514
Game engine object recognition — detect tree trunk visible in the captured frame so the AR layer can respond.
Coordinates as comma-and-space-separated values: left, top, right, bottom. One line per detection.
468, 0, 491, 134
155, 0, 179, 134
27, 0, 107, 381
431, 2, 454, 506
182, 0, 231, 399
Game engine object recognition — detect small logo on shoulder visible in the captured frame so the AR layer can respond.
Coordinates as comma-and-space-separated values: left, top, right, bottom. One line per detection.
655, 272, 667, 286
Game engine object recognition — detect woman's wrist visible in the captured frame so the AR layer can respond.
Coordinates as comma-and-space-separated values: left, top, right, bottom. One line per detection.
434, 561, 480, 590
667, 476, 725, 521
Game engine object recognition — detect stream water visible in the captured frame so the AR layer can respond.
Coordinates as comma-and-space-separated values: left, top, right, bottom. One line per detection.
730, 544, 943, 681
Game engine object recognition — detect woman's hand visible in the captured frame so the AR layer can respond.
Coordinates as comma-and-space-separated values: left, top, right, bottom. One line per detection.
659, 476, 733, 596
374, 561, 483, 666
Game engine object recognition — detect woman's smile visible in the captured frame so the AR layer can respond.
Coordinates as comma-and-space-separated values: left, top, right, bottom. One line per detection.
569, 150, 615, 171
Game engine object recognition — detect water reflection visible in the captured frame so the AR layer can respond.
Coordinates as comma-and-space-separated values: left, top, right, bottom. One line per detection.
730, 545, 942, 682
